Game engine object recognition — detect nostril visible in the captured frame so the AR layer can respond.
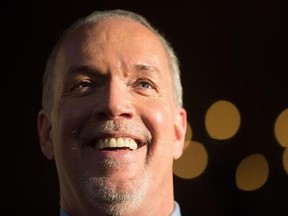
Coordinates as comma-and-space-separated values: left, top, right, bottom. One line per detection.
95, 106, 134, 120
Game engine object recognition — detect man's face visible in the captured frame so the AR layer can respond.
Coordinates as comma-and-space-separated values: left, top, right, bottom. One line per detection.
40, 18, 186, 214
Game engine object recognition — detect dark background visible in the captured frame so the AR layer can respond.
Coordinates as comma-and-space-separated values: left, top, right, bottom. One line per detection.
2, 0, 288, 215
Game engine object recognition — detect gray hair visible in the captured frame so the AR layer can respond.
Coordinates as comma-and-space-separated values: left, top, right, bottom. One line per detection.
41, 9, 183, 113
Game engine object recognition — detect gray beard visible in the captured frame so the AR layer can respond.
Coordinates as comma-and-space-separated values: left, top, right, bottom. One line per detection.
80, 158, 150, 216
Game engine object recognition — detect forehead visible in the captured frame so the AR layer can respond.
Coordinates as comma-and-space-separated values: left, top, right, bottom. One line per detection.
58, 17, 169, 63
65, 17, 160, 43
52, 17, 173, 95
50, 17, 176, 107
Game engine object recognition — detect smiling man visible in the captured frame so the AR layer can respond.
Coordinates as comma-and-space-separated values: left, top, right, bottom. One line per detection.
37, 9, 187, 216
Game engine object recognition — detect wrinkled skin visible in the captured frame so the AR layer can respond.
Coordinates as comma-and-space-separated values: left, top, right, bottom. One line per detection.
38, 18, 187, 216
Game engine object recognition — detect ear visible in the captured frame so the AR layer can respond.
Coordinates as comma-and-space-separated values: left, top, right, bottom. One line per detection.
173, 107, 187, 160
37, 110, 54, 160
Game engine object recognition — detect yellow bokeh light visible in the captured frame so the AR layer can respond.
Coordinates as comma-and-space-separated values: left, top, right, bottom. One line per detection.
173, 141, 208, 179
274, 108, 288, 147
184, 122, 193, 150
283, 148, 288, 174
205, 100, 241, 140
236, 154, 269, 191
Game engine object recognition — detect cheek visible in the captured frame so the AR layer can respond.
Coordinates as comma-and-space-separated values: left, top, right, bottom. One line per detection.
52, 101, 94, 171
145, 105, 176, 174
151, 100, 174, 124
154, 111, 165, 124
145, 103, 175, 143
60, 100, 92, 131
53, 100, 93, 153
154, 111, 173, 132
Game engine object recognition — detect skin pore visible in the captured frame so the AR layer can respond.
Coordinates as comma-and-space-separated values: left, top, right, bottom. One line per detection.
38, 17, 187, 216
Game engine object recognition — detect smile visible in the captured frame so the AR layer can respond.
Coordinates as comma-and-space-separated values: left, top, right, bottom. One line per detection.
94, 138, 138, 150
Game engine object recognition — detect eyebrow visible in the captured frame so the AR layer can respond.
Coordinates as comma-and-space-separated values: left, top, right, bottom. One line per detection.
133, 63, 160, 74
65, 63, 160, 79
63, 65, 106, 87
66, 65, 101, 77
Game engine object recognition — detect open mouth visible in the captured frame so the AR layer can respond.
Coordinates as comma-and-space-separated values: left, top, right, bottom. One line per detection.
91, 138, 144, 151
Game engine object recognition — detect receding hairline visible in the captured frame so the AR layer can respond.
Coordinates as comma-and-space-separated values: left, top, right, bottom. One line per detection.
41, 9, 183, 112
60, 16, 166, 53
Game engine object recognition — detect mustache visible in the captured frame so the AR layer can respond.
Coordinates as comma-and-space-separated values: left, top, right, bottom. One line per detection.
78, 119, 152, 146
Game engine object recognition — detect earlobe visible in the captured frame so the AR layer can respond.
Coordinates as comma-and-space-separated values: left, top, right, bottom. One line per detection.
37, 110, 54, 160
173, 107, 187, 160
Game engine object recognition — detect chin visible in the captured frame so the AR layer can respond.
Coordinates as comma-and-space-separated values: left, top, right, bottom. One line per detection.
80, 169, 151, 215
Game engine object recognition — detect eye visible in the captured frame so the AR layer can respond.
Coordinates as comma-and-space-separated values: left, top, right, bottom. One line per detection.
133, 78, 158, 95
138, 80, 153, 89
70, 80, 93, 92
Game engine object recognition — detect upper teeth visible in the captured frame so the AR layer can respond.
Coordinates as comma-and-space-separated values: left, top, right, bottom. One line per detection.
95, 138, 138, 150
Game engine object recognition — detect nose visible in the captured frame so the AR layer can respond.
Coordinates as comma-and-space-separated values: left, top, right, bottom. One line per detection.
94, 79, 134, 120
